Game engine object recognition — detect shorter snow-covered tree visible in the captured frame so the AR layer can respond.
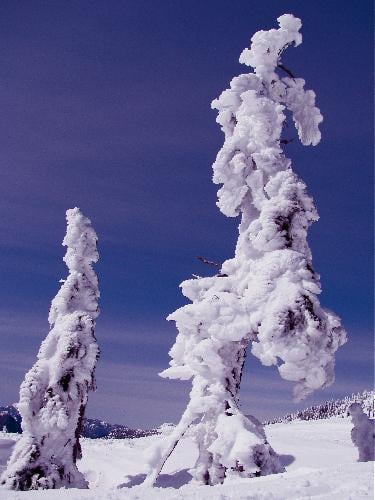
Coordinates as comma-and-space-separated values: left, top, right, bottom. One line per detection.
144, 14, 346, 487
349, 403, 375, 462
1, 208, 100, 490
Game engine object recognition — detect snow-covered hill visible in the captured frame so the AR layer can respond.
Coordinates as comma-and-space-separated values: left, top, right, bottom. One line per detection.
264, 390, 374, 424
0, 417, 373, 499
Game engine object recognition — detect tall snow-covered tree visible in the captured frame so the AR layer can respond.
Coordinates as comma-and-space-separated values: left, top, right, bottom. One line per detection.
145, 14, 346, 486
1, 208, 99, 490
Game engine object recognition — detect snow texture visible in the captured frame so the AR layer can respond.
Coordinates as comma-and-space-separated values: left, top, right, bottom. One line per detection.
0, 417, 374, 499
349, 403, 375, 462
146, 14, 346, 487
0, 208, 100, 490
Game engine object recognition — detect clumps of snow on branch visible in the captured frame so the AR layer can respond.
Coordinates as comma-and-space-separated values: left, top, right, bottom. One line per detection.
1, 208, 99, 490
210, 12, 345, 401
145, 13, 346, 488
349, 403, 375, 462
239, 14, 302, 82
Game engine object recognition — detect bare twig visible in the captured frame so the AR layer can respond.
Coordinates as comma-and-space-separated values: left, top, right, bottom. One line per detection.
277, 63, 296, 80
280, 138, 294, 145
197, 256, 221, 269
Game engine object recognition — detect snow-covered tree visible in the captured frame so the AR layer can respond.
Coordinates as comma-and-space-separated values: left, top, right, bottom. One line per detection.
349, 403, 375, 462
144, 14, 346, 486
1, 208, 100, 490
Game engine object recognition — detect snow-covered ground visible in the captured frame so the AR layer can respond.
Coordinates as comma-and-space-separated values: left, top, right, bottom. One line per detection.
0, 417, 373, 499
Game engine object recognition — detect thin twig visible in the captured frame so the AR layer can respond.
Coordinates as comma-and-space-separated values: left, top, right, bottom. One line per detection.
197, 256, 221, 269
277, 63, 296, 80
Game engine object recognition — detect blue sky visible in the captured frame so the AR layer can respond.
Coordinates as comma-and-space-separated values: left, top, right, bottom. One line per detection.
0, 0, 373, 428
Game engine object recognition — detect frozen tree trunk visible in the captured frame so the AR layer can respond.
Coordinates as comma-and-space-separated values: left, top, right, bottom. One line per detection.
145, 14, 346, 486
349, 403, 375, 462
1, 208, 99, 490
189, 340, 282, 484
191, 340, 247, 484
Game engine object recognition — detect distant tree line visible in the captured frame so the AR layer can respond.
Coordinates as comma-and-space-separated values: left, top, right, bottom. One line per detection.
264, 390, 374, 424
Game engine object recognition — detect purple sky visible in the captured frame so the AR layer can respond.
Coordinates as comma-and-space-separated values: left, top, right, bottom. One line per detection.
0, 1, 373, 429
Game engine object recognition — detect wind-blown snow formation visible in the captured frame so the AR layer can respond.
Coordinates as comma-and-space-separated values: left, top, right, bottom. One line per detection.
349, 403, 375, 462
145, 14, 346, 487
1, 208, 100, 490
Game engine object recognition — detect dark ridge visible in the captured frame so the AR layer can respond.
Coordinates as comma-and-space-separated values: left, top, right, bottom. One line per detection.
0, 405, 158, 439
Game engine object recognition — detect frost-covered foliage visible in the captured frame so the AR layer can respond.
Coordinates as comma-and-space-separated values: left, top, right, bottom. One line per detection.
145, 14, 346, 486
349, 403, 375, 462
265, 390, 375, 424
1, 208, 99, 490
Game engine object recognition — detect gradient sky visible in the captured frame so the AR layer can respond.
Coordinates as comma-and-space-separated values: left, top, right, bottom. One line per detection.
0, 0, 373, 429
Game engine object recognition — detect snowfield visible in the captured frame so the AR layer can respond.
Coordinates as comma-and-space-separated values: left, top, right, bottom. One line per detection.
0, 417, 373, 499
